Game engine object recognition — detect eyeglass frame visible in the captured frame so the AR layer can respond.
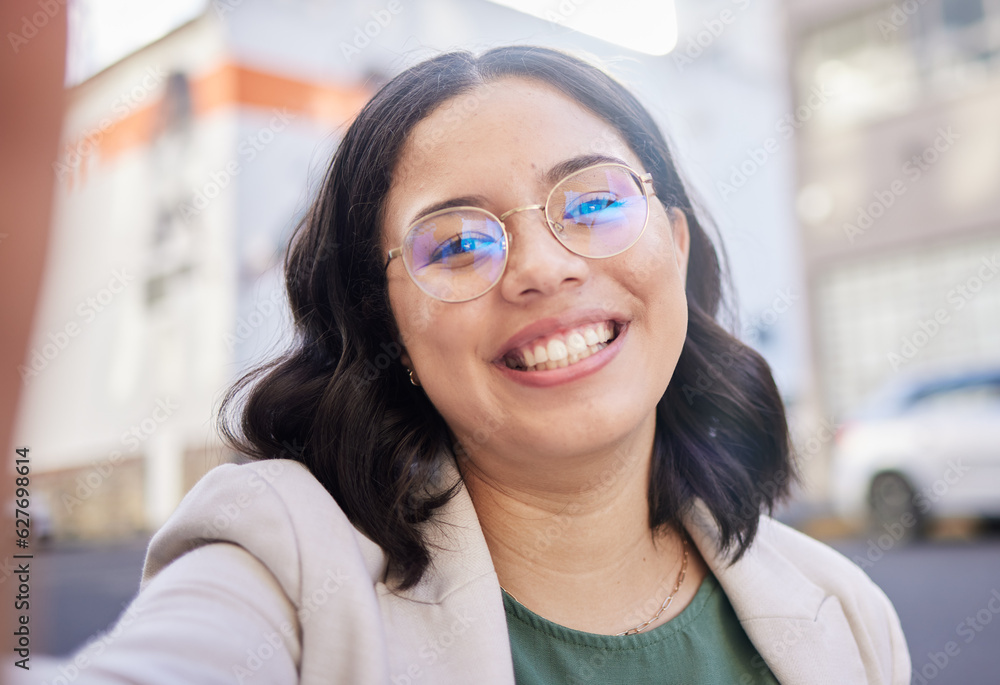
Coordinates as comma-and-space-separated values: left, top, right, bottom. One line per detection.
385, 162, 657, 303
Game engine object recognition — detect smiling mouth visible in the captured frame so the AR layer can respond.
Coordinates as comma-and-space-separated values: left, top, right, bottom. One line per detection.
502, 321, 621, 372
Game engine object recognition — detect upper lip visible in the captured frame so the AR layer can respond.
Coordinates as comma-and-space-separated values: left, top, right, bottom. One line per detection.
493, 308, 627, 361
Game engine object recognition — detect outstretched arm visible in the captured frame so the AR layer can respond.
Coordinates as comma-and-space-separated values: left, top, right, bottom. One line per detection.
9, 542, 301, 684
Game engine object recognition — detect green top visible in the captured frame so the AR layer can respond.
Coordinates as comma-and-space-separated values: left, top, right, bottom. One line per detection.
502, 574, 779, 685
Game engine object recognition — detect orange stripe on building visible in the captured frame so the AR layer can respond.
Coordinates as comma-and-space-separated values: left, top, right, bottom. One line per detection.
59, 63, 371, 188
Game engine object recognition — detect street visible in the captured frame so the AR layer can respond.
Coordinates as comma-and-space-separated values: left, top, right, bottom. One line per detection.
829, 533, 1000, 684
25, 531, 1000, 683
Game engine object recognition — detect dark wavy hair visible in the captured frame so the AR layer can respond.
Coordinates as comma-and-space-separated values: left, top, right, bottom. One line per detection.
219, 45, 793, 590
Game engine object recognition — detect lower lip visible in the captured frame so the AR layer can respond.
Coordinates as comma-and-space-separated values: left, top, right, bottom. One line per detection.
493, 323, 628, 388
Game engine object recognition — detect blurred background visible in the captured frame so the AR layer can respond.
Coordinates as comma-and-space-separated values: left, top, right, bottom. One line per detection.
5, 0, 1000, 681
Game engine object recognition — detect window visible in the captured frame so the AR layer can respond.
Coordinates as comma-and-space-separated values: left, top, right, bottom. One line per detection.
796, 0, 1000, 127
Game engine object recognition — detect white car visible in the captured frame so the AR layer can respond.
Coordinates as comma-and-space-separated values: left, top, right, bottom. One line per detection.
830, 368, 1000, 538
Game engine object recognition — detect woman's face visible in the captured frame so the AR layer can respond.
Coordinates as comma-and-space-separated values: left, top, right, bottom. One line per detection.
383, 77, 690, 482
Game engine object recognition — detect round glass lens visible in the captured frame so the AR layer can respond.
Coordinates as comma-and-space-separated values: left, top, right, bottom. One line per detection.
403, 209, 508, 302
546, 164, 648, 257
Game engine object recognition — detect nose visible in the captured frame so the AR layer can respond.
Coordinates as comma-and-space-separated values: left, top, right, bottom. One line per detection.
497, 207, 590, 301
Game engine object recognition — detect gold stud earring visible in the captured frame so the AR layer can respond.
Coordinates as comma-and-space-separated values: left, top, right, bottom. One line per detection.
408, 368, 421, 387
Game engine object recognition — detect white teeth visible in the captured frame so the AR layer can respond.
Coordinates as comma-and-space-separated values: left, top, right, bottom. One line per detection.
533, 344, 548, 364
566, 332, 587, 355
547, 339, 568, 362
506, 321, 619, 372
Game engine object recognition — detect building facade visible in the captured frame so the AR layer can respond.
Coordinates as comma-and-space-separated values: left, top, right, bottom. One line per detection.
786, 0, 1000, 419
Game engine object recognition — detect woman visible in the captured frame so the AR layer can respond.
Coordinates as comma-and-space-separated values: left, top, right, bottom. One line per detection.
23, 46, 909, 684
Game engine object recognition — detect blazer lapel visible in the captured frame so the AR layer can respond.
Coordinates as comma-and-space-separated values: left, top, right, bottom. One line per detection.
377, 455, 516, 685
683, 500, 869, 685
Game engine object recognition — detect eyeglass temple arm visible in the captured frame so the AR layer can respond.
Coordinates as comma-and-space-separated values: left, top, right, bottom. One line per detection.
385, 246, 403, 271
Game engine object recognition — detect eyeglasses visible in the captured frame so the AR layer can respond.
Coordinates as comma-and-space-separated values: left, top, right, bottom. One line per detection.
386, 162, 656, 302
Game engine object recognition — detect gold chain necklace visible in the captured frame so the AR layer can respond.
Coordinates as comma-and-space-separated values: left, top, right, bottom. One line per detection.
499, 534, 690, 637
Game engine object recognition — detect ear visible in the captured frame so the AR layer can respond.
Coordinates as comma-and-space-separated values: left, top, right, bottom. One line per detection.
397, 333, 413, 371
667, 207, 690, 284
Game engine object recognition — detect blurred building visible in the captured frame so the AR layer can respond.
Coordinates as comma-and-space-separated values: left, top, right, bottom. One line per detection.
14, 0, 805, 539
14, 10, 369, 539
785, 0, 1000, 420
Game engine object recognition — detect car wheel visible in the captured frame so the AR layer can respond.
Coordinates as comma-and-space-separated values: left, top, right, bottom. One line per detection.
868, 472, 924, 543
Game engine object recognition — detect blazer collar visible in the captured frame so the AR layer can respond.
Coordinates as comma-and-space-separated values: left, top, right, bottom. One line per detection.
390, 455, 828, 617
392, 454, 868, 684
683, 500, 870, 684
389, 452, 496, 604
682, 499, 826, 621
394, 454, 830, 616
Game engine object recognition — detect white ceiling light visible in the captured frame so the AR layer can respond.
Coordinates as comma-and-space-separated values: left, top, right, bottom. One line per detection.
486, 0, 677, 56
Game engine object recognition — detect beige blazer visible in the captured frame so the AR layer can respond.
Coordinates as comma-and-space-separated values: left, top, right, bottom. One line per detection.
16, 458, 911, 684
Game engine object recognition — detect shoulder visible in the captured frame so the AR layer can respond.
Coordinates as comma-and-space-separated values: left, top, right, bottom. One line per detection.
755, 515, 885, 598
687, 500, 894, 610
685, 501, 910, 684
142, 459, 387, 603
755, 516, 911, 679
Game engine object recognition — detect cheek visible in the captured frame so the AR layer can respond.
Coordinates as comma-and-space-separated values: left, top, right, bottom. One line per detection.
621, 220, 689, 365
389, 281, 485, 382
394, 286, 450, 344
621, 217, 685, 302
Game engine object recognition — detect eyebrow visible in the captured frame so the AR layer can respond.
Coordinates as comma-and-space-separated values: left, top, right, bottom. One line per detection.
544, 153, 631, 185
409, 195, 490, 226
407, 153, 633, 226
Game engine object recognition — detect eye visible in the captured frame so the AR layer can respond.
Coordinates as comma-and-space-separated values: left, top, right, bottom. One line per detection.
564, 193, 626, 224
428, 231, 501, 266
